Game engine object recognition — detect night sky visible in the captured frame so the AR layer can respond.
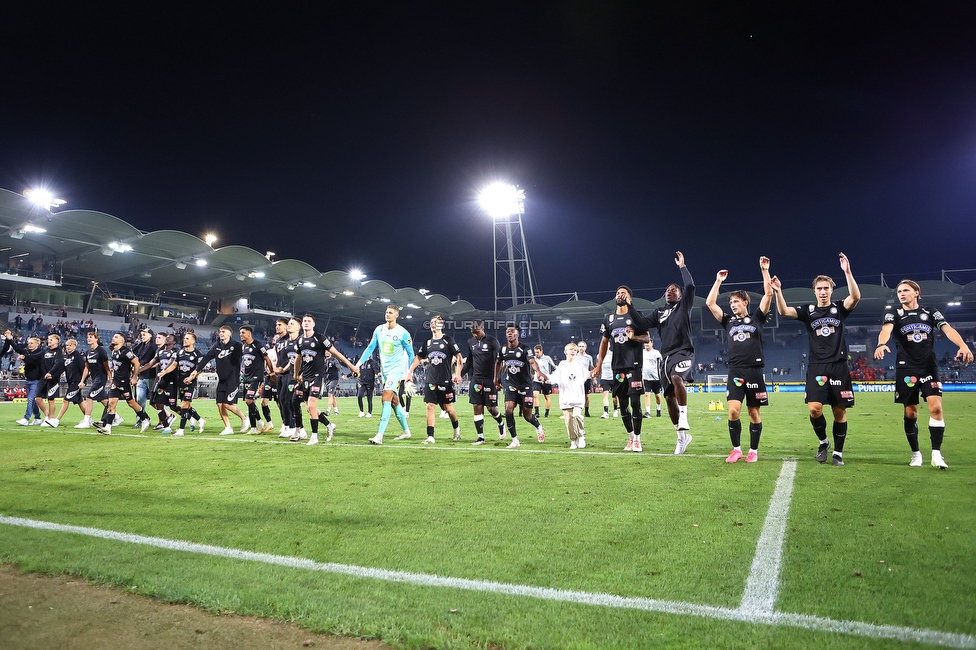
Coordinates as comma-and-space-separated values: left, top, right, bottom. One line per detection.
2, 3, 975, 307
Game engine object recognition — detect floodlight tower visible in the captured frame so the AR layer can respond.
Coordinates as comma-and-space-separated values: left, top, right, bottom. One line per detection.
479, 183, 538, 313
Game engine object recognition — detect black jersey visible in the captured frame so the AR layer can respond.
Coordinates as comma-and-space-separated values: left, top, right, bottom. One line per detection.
462, 334, 501, 380
175, 348, 203, 383
155, 346, 178, 381
196, 339, 242, 381
722, 306, 769, 368
40, 346, 62, 376
795, 301, 852, 364
884, 304, 947, 369
600, 306, 649, 371
648, 266, 696, 357
296, 332, 334, 380
110, 345, 138, 384
85, 346, 110, 381
498, 342, 534, 390
417, 335, 461, 383
358, 357, 377, 386
132, 339, 158, 379
275, 336, 299, 374
49, 349, 85, 385
241, 339, 269, 381
324, 355, 341, 381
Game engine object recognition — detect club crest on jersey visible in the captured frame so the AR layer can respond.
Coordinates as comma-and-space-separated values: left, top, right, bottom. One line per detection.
830, 307, 837, 314
743, 317, 751, 324
920, 313, 928, 321
733, 377, 744, 387
816, 375, 827, 386
904, 376, 917, 387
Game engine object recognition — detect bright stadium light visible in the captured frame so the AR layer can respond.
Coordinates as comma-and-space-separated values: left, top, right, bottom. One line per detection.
349, 269, 365, 281
478, 183, 525, 218
24, 188, 66, 210
108, 241, 133, 253
204, 233, 218, 247
195, 258, 208, 267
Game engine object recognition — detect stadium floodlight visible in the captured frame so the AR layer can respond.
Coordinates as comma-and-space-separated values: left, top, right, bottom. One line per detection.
266, 251, 275, 261
204, 233, 218, 247
349, 269, 365, 281
406, 303, 420, 309
478, 183, 525, 218
24, 188, 66, 210
248, 271, 265, 279
195, 258, 207, 267
560, 319, 571, 324
418, 288, 430, 295
175, 261, 187, 270
342, 290, 354, 296
304, 281, 316, 288
23, 225, 47, 234
236, 274, 246, 281
108, 241, 133, 253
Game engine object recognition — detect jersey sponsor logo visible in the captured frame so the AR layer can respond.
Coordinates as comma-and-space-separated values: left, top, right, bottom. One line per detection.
840, 390, 854, 399
630, 379, 642, 389
918, 374, 933, 384
674, 360, 692, 372
612, 326, 629, 344
829, 378, 842, 386
754, 391, 768, 400
811, 317, 841, 336
746, 382, 759, 389
428, 350, 448, 365
381, 342, 395, 355
903, 376, 916, 387
733, 377, 744, 387
615, 372, 626, 382
816, 375, 827, 386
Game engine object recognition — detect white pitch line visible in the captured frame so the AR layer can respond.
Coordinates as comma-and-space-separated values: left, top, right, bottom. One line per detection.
0, 514, 972, 648
740, 459, 797, 615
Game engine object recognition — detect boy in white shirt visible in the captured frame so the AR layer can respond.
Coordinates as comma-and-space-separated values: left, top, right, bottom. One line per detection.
549, 342, 588, 449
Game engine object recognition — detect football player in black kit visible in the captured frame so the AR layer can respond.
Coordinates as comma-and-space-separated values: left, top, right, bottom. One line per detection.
874, 280, 973, 469
44, 337, 87, 428
239, 326, 275, 434
355, 355, 377, 418
645, 251, 697, 455
78, 331, 111, 429
294, 314, 358, 446
190, 325, 247, 436
95, 332, 153, 435
460, 319, 506, 445
591, 285, 651, 452
405, 314, 463, 443
772, 253, 860, 466
139, 332, 178, 430
157, 331, 206, 437
494, 325, 547, 448
705, 257, 773, 464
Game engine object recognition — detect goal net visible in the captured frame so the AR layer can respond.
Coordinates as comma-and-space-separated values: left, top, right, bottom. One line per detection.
706, 375, 728, 394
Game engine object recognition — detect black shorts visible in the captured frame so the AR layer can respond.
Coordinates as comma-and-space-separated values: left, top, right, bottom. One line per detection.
177, 380, 197, 403
262, 377, 277, 400
805, 362, 854, 408
424, 380, 457, 405
611, 370, 644, 400
215, 379, 241, 405
583, 378, 593, 395
503, 384, 535, 409
726, 366, 769, 407
87, 377, 108, 402
598, 378, 614, 392
642, 379, 662, 394
532, 381, 552, 395
895, 365, 942, 405
325, 378, 340, 396
468, 377, 498, 407
150, 378, 175, 406
299, 376, 326, 402
62, 385, 84, 405
38, 379, 60, 400
109, 384, 133, 402
242, 377, 263, 401
662, 353, 695, 397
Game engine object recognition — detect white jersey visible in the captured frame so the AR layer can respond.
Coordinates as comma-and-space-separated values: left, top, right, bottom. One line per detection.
642, 347, 663, 381
550, 359, 587, 409
577, 352, 594, 373
600, 350, 613, 381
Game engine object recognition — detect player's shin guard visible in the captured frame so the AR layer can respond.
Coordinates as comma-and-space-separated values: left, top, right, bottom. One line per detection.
810, 414, 828, 442
506, 412, 517, 438
180, 408, 190, 430
929, 417, 945, 451
904, 416, 920, 452
749, 422, 762, 450
473, 414, 485, 436
629, 395, 642, 435
261, 404, 272, 423
729, 419, 742, 448
832, 421, 848, 452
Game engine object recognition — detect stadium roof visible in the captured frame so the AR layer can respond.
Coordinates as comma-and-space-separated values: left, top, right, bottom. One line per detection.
2, 188, 974, 329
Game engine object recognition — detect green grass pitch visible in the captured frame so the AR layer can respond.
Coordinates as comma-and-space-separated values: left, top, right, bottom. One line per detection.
1, 390, 974, 649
